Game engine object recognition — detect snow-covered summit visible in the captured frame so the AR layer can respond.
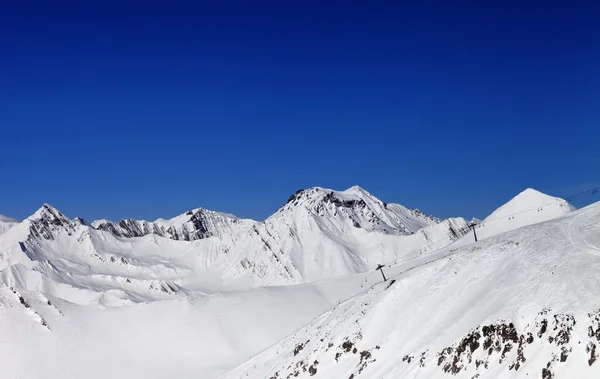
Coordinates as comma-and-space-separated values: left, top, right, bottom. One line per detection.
484, 188, 573, 222
0, 186, 468, 302
277, 186, 440, 235
25, 204, 76, 239
469, 188, 575, 242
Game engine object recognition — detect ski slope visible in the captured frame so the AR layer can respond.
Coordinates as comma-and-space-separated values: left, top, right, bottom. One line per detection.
474, 188, 574, 241
221, 200, 598, 379
0, 186, 581, 379
447, 188, 574, 250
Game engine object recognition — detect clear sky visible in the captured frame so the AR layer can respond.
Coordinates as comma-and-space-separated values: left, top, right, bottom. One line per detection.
1, 1, 599, 222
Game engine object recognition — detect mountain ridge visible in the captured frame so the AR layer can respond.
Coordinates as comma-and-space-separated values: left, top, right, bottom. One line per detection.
219, 200, 598, 379
0, 185, 473, 298
0, 185, 582, 379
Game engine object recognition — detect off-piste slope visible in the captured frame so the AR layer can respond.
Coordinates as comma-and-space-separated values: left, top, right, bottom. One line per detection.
0, 272, 385, 379
220, 200, 600, 379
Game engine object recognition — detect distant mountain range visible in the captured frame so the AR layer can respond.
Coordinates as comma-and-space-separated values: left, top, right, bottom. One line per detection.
0, 186, 580, 379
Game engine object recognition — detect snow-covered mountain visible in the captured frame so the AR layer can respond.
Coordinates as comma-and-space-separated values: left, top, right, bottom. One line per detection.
256, 186, 467, 282
0, 186, 469, 303
0, 186, 581, 378
470, 188, 574, 243
278, 186, 441, 235
91, 208, 256, 241
220, 199, 596, 379
0, 258, 385, 379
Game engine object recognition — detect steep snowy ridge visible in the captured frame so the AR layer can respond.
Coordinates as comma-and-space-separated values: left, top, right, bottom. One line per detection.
91, 208, 256, 241
220, 201, 600, 379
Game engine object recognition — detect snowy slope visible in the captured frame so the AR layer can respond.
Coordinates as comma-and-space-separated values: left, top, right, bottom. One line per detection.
0, 187, 470, 301
0, 213, 18, 235
474, 188, 574, 241
0, 186, 470, 377
0, 186, 581, 379
0, 272, 382, 379
0, 227, 414, 379
221, 200, 600, 379
243, 186, 468, 282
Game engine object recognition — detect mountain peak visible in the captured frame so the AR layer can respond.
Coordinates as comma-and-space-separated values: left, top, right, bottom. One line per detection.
92, 206, 255, 241
281, 187, 373, 211
515, 187, 551, 199
24, 204, 75, 240
485, 188, 572, 222
470, 188, 575, 241
274, 186, 443, 236
30, 203, 67, 221
73, 217, 88, 226
343, 185, 366, 194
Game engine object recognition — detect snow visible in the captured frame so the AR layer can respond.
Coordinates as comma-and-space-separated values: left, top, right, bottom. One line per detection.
91, 207, 257, 241
153, 207, 244, 228
476, 188, 574, 240
0, 212, 18, 235
444, 188, 575, 251
0, 280, 366, 378
0, 186, 587, 379
0, 187, 469, 305
0, 213, 18, 223
220, 200, 600, 379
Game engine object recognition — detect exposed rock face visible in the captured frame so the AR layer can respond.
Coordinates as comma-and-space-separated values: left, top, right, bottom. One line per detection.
91, 208, 255, 241
27, 204, 76, 240
407, 309, 584, 378
277, 186, 443, 236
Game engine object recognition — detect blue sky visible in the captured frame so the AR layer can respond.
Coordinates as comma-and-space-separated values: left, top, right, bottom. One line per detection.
1, 1, 599, 222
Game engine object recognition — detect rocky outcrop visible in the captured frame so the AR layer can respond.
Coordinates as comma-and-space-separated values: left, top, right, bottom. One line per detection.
92, 208, 255, 241
27, 204, 76, 240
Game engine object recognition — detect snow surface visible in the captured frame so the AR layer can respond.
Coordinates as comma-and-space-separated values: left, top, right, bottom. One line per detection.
0, 186, 581, 378
0, 187, 471, 299
0, 213, 18, 235
475, 188, 574, 241
220, 200, 599, 379
0, 277, 378, 378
